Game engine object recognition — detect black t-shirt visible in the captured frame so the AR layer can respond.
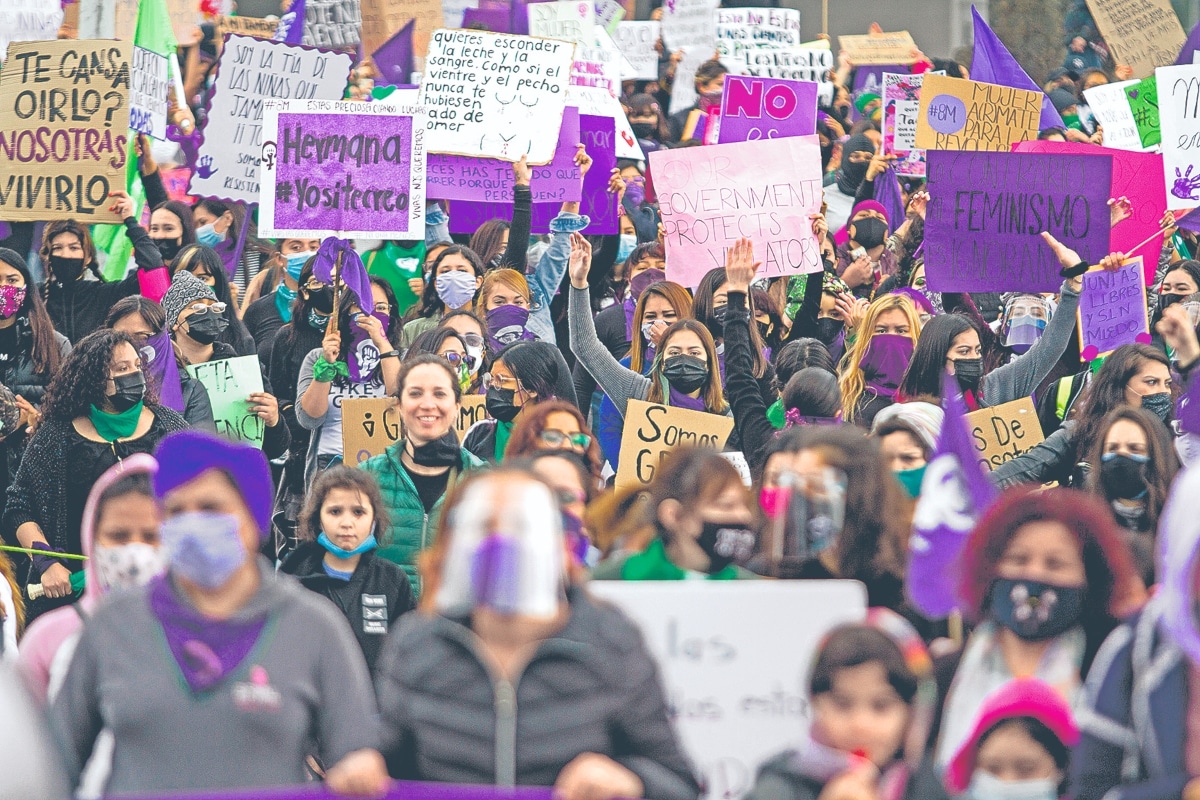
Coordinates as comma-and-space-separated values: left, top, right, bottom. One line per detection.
402, 462, 451, 513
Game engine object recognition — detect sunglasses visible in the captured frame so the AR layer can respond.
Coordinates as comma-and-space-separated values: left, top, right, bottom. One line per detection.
443, 352, 477, 369
540, 429, 592, 449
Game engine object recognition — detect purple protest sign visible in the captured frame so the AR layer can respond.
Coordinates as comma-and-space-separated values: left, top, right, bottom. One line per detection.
429, 108, 581, 203
1077, 259, 1151, 361
923, 150, 1113, 293
463, 7, 513, 31
121, 779, 556, 800
717, 75, 817, 143
259, 100, 427, 238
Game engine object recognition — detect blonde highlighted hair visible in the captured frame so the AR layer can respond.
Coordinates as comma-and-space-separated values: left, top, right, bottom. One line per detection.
838, 293, 922, 423
479, 269, 530, 309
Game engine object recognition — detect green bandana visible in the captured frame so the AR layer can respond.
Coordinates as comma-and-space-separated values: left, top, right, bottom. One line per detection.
89, 400, 144, 442
620, 538, 740, 581
766, 397, 786, 430
894, 465, 926, 499
493, 419, 514, 462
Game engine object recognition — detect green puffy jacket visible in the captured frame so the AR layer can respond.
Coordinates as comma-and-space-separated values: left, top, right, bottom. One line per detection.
359, 441, 483, 597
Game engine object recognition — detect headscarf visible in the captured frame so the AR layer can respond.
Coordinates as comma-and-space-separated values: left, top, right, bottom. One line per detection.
835, 200, 891, 248
870, 401, 945, 453
835, 134, 876, 196
153, 430, 273, 538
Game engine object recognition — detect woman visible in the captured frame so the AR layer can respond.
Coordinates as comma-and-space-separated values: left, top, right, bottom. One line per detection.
147, 200, 197, 267
48, 430, 378, 795
400, 245, 486, 350
838, 293, 923, 426
933, 487, 1142, 769
407, 328, 478, 394
326, 467, 700, 800
479, 268, 538, 350
191, 198, 259, 291
870, 402, 944, 498
503, 398, 603, 482
359, 355, 482, 593
464, 341, 579, 464
692, 266, 773, 394
437, 309, 488, 383
594, 448, 757, 580
241, 238, 323, 351
522, 449, 601, 565
1084, 406, 1180, 586
5, 330, 187, 620
171, 244, 256, 356
296, 277, 403, 487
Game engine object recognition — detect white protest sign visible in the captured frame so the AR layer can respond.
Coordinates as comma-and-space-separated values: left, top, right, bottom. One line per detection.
594, 26, 638, 81
662, 0, 719, 50
1157, 64, 1200, 210
614, 21, 661, 81
587, 581, 868, 800
0, 0, 63, 62
594, 0, 625, 34
189, 35, 353, 204
715, 7, 800, 59
130, 47, 169, 140
670, 44, 711, 114
1083, 79, 1143, 151
441, 0, 472, 28
571, 41, 619, 96
732, 47, 834, 104
421, 29, 576, 164
529, 0, 594, 46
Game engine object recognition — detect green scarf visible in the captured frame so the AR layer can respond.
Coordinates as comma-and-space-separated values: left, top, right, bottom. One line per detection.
619, 538, 740, 581
493, 419, 514, 462
89, 400, 144, 442
766, 398, 786, 430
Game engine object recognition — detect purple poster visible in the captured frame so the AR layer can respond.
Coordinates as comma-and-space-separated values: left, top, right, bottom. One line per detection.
450, 114, 618, 235
429, 108, 582, 203
923, 150, 1113, 293
1077, 259, 1151, 360
121, 779, 557, 800
717, 75, 818, 143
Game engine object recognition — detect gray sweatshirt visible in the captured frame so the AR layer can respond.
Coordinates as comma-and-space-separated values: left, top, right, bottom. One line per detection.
49, 561, 378, 795
979, 279, 1082, 407
569, 285, 651, 417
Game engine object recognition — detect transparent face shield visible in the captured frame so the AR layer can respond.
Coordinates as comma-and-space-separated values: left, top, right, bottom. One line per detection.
1003, 295, 1051, 353
757, 467, 848, 577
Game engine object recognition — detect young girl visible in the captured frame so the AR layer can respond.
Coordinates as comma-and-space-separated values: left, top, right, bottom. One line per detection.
747, 610, 947, 800
280, 466, 415, 674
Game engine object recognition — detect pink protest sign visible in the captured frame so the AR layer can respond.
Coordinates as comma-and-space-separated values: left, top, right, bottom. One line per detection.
650, 135, 824, 288
882, 72, 926, 177
1014, 140, 1165, 284
716, 74, 817, 143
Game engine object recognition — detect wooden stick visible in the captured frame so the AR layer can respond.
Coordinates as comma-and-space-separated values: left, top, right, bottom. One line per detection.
1123, 225, 1173, 260
326, 249, 343, 337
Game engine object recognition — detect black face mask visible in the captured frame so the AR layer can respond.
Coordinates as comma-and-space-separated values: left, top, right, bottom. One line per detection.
989, 577, 1085, 641
815, 317, 844, 346
850, 216, 888, 250
152, 237, 182, 263
630, 122, 657, 140
1160, 293, 1186, 312
307, 285, 335, 314
485, 385, 520, 423
662, 355, 710, 394
952, 357, 984, 391
49, 255, 86, 284
184, 314, 228, 346
109, 370, 146, 412
697, 520, 756, 574
709, 304, 728, 335
757, 321, 773, 342
408, 431, 461, 468
1099, 453, 1149, 499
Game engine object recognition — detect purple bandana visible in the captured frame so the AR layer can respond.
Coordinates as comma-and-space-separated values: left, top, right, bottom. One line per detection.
668, 385, 707, 411
142, 328, 186, 412
486, 304, 536, 352
348, 312, 389, 382
858, 333, 913, 399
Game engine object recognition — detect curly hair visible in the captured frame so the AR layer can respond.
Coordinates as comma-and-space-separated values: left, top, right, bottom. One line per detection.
297, 465, 392, 545
41, 329, 157, 421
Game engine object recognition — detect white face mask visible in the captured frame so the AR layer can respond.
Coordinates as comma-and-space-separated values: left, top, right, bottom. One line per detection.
465, 344, 484, 376
92, 543, 166, 592
967, 770, 1058, 800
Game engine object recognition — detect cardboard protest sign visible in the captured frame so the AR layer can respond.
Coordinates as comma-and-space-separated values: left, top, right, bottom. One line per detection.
455, 395, 488, 441
215, 15, 280, 50
838, 31, 918, 65
130, 46, 169, 140
1126, 76, 1160, 148
342, 397, 401, 464
189, 36, 353, 205
588, 582, 867, 800
420, 30, 575, 164
529, 0, 594, 45
0, 0, 63, 62
1077, 258, 1151, 361
661, 0, 719, 51
428, 106, 581, 203
963, 398, 1045, 471
715, 8, 800, 59
1083, 79, 1143, 151
259, 99, 427, 238
882, 72, 925, 177
651, 135, 823, 288
615, 401, 737, 489
359, 0, 443, 58
914, 74, 1040, 152
1157, 64, 1200, 210
1086, 0, 1185, 79
186, 356, 266, 448
923, 150, 1114, 293
167, 0, 202, 46
717, 75, 816, 143
613, 21, 660, 80
0, 39, 131, 223
304, 0, 363, 50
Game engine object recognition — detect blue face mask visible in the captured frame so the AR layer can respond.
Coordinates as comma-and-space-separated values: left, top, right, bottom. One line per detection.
318, 531, 378, 558
161, 511, 247, 590
275, 282, 297, 324
617, 233, 637, 264
285, 251, 311, 281
196, 222, 227, 248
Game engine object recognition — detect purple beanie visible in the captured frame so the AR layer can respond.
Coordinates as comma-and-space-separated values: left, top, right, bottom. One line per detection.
153, 430, 274, 537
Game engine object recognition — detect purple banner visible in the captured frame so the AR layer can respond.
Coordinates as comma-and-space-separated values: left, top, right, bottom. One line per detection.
923, 150, 1113, 293
429, 108, 581, 203
121, 779, 556, 800
450, 114, 617, 235
1078, 259, 1151, 360
717, 75, 817, 143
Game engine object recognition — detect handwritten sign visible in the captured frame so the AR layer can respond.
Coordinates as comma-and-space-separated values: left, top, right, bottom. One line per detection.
715, 8, 800, 59
304, 0, 363, 50
420, 30, 575, 164
0, 39, 131, 223
613, 21, 661, 81
529, 0, 594, 45
717, 75, 816, 143
455, 395, 487, 440
1083, 79, 1143, 151
1086, 0, 1185, 79
1126, 76, 1160, 148
1077, 258, 1151, 360
359, 0, 443, 58
130, 46, 168, 140
186, 356, 266, 448
0, 0, 62, 62
615, 400, 736, 489
342, 397, 400, 463
651, 136, 823, 288
883, 72, 925, 177
838, 31, 918, 65
189, 36, 353, 205
964, 398, 1045, 471
661, 0, 719, 51
1158, 64, 1200, 210
215, 15, 280, 51
923, 150, 1114, 293
588, 582, 868, 800
914, 74, 1040, 152
260, 99, 427, 238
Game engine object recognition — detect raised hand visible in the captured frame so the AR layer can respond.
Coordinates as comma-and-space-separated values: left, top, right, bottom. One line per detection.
569, 233, 592, 289
512, 155, 532, 188
724, 237, 760, 293
196, 155, 218, 179
1108, 196, 1132, 228
574, 144, 593, 178
1040, 231, 1082, 270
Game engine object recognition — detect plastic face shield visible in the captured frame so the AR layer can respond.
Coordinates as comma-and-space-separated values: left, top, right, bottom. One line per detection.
767, 467, 848, 566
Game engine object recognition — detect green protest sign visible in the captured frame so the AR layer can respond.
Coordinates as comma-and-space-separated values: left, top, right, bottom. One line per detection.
186, 356, 265, 448
1126, 76, 1159, 148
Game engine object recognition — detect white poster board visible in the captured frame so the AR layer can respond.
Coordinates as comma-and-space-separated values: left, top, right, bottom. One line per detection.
715, 7, 800, 59
189, 35, 353, 204
731, 47, 834, 105
1083, 79, 1143, 152
568, 84, 646, 160
614, 21, 662, 81
130, 46, 169, 140
528, 0, 594, 45
1157, 64, 1200, 210
587, 581, 868, 799
661, 0, 719, 51
0, 0, 62, 62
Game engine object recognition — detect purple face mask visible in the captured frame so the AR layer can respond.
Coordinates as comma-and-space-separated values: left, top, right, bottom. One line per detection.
858, 333, 914, 399
0, 284, 25, 318
486, 304, 536, 352
347, 312, 390, 382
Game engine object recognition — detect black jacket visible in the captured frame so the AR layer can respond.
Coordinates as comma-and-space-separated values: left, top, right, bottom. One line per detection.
375, 587, 700, 800
747, 751, 948, 800
243, 291, 286, 367
279, 542, 415, 674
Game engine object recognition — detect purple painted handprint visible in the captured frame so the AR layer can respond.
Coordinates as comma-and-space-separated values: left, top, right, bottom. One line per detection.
1173, 165, 1200, 201
195, 155, 218, 180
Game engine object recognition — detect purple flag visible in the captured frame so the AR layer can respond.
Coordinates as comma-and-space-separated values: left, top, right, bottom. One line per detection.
273, 0, 306, 45
873, 167, 906, 234
372, 21, 414, 87
313, 237, 373, 312
121, 780, 556, 800
969, 6, 1063, 132
1178, 207, 1200, 234
143, 328, 186, 413
907, 374, 999, 618
1177, 20, 1200, 65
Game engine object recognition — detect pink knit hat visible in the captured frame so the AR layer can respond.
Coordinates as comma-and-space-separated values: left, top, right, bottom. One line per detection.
945, 678, 1079, 793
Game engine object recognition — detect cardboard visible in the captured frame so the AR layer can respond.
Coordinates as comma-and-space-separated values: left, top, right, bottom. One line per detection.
914, 73, 1040, 152
838, 31, 918, 65
1086, 0, 1185, 79
615, 400, 736, 489
359, 0, 443, 59
1157, 64, 1200, 210
882, 72, 925, 176
215, 15, 280, 50
186, 356, 267, 448
455, 395, 488, 441
963, 397, 1045, 471
342, 397, 401, 464
717, 74, 817, 143
1077, 258, 1151, 360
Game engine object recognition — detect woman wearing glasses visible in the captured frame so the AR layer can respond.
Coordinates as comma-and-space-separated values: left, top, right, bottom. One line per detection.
171, 244, 256, 357
406, 328, 482, 395
503, 399, 602, 482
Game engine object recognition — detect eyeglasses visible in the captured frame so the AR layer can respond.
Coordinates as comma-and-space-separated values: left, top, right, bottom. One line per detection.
303, 280, 328, 291
458, 332, 485, 349
186, 302, 227, 316
540, 429, 592, 449
443, 352, 477, 369
373, 303, 392, 314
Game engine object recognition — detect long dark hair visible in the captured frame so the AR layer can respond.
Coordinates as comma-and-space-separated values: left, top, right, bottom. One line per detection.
1073, 344, 1172, 463
691, 267, 768, 377
1084, 406, 1180, 525
39, 220, 102, 284
413, 245, 485, 320
495, 340, 578, 408
0, 248, 62, 377
193, 198, 239, 243
104, 296, 188, 371
152, 201, 197, 249
172, 244, 252, 347
774, 338, 835, 387
335, 276, 402, 361
297, 465, 392, 545
898, 313, 978, 400
42, 330, 158, 421
469, 220, 509, 267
